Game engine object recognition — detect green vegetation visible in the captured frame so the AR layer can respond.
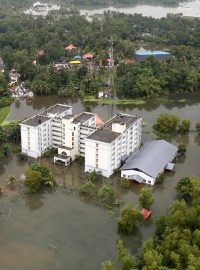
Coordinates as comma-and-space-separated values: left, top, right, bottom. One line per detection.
0, 107, 11, 124
176, 176, 193, 198
118, 177, 131, 189
98, 185, 116, 208
86, 170, 102, 182
41, 148, 57, 158
178, 119, 191, 134
196, 120, 200, 135
178, 143, 187, 155
84, 96, 146, 105
117, 204, 143, 234
139, 187, 154, 209
24, 164, 55, 193
153, 114, 180, 134
104, 175, 200, 269
0, 122, 21, 167
157, 172, 166, 184
1, 9, 200, 99
17, 152, 28, 161
102, 240, 136, 270
79, 181, 95, 198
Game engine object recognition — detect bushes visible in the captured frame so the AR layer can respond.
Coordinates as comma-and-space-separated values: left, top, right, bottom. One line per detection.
79, 181, 95, 198
17, 152, 28, 161
118, 178, 131, 189
41, 148, 57, 158
178, 119, 190, 134
139, 187, 154, 209
196, 120, 200, 135
117, 204, 143, 234
24, 164, 55, 193
98, 185, 116, 208
178, 144, 186, 155
153, 114, 180, 134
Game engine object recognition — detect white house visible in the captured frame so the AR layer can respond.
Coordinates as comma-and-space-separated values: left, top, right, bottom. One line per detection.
120, 140, 178, 185
84, 113, 142, 177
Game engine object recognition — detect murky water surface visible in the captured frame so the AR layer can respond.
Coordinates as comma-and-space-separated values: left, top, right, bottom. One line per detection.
80, 0, 200, 18
1, 95, 200, 269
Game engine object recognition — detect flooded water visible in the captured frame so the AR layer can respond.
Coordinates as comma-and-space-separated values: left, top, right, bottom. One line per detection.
1, 95, 200, 269
80, 0, 200, 18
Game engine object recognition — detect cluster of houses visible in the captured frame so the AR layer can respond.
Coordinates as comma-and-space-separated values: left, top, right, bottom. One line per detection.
24, 1, 60, 17
20, 104, 178, 185
10, 83, 34, 98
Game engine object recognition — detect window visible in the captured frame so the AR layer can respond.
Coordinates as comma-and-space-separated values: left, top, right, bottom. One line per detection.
123, 174, 126, 177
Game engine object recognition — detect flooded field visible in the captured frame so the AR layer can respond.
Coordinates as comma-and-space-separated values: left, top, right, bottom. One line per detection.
1, 95, 200, 270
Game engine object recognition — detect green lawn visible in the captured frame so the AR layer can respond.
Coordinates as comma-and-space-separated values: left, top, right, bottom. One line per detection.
83, 96, 146, 105
0, 107, 11, 124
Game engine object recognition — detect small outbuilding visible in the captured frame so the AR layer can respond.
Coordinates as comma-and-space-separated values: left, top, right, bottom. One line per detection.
134, 50, 171, 62
121, 140, 178, 185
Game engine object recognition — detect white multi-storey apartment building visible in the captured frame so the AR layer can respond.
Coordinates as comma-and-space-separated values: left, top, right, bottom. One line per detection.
54, 112, 96, 163
20, 104, 72, 158
20, 104, 96, 159
20, 105, 142, 178
84, 113, 142, 177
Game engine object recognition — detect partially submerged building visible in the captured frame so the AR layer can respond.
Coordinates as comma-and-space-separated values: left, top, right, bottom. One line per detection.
121, 140, 178, 185
85, 113, 142, 177
20, 104, 97, 160
20, 105, 142, 178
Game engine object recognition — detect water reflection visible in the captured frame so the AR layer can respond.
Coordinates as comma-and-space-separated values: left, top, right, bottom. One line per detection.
23, 194, 44, 212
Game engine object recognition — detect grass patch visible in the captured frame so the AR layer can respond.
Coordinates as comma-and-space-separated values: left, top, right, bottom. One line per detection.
83, 96, 146, 105
0, 107, 11, 124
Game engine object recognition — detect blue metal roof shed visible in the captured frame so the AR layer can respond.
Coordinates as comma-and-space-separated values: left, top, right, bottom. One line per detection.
134, 50, 171, 62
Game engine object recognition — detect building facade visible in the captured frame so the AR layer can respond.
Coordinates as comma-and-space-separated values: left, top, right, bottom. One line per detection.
20, 106, 142, 179
20, 104, 96, 159
20, 104, 72, 158
84, 113, 142, 177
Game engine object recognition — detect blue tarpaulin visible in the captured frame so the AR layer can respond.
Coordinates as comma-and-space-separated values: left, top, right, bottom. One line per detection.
74, 55, 81, 59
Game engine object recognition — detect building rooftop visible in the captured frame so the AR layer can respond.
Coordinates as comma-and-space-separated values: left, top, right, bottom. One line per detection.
121, 140, 178, 178
103, 113, 139, 130
41, 104, 71, 117
135, 50, 170, 56
63, 115, 74, 120
87, 129, 120, 143
73, 112, 95, 124
22, 115, 50, 127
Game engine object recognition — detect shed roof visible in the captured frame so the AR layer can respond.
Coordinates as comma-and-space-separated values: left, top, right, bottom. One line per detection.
135, 50, 170, 56
121, 140, 178, 179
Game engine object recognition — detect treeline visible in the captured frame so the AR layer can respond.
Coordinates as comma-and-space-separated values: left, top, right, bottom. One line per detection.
0, 0, 190, 10
102, 176, 200, 270
116, 52, 200, 98
2, 10, 200, 96
2, 10, 200, 68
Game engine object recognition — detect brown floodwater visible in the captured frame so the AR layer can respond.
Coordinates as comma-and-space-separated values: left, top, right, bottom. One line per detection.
1, 95, 200, 270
